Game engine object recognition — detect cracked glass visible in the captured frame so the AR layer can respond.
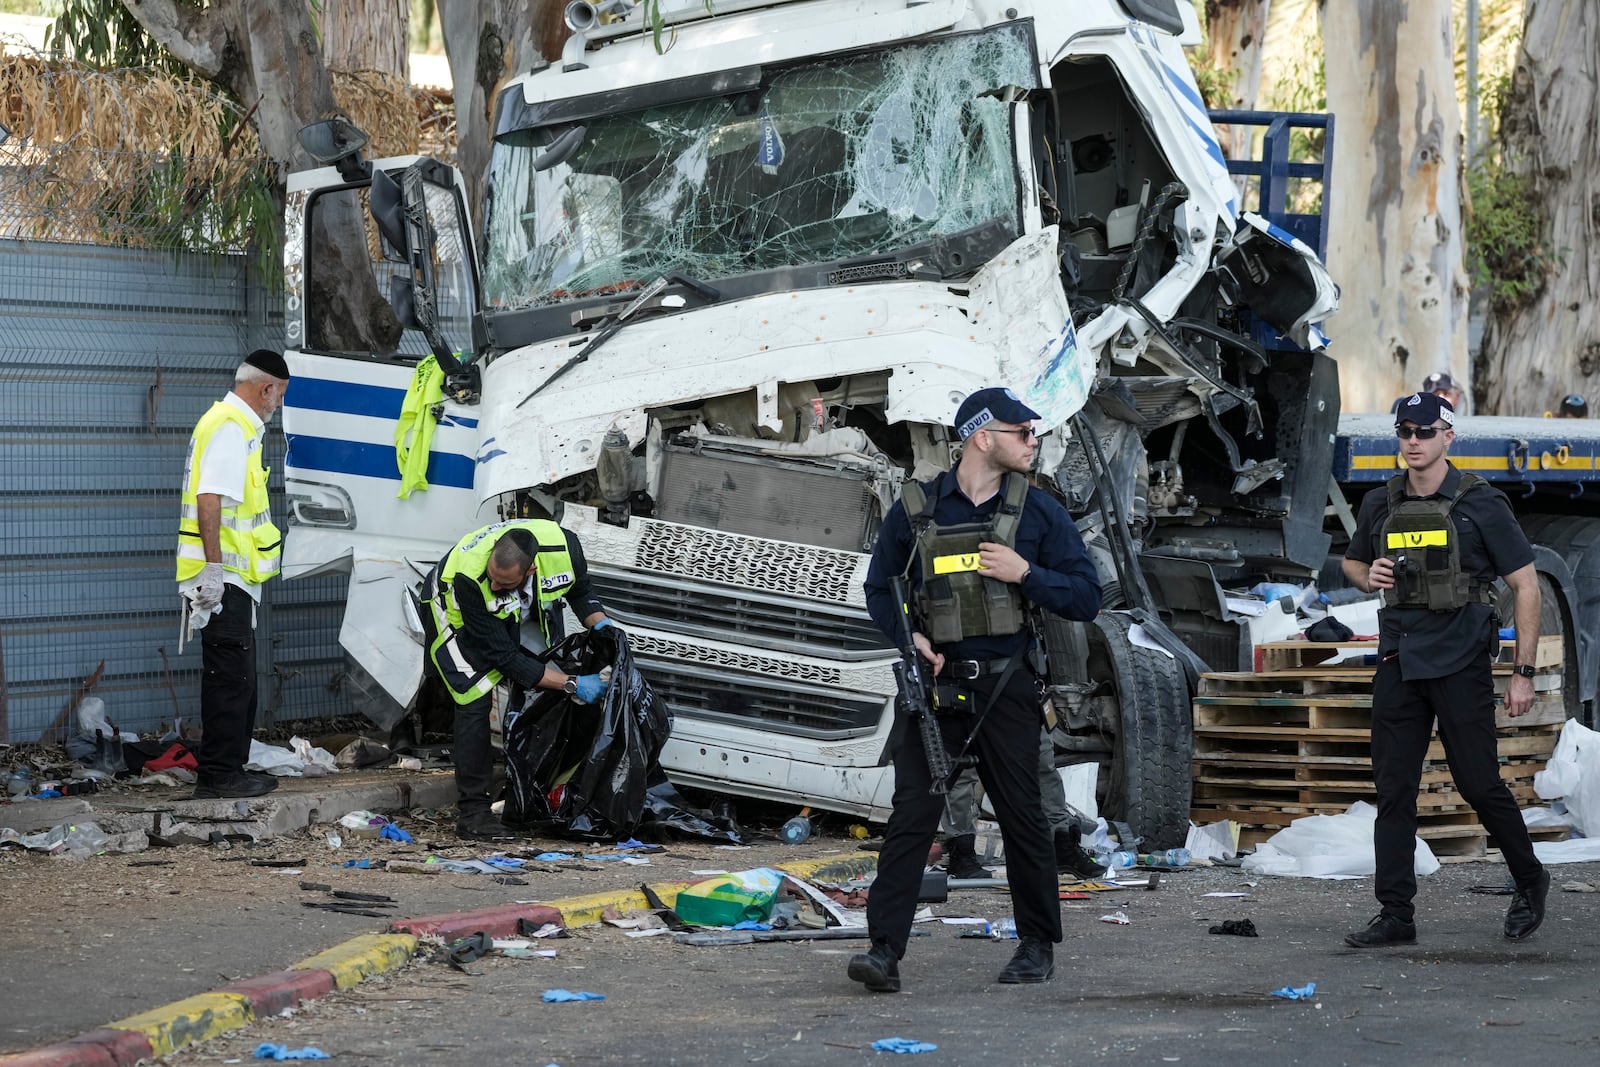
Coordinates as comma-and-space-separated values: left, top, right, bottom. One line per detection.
483, 23, 1037, 310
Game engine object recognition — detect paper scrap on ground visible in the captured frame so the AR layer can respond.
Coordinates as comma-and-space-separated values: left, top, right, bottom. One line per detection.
1099, 911, 1131, 925
690, 869, 729, 876
1203, 892, 1251, 898
938, 917, 990, 925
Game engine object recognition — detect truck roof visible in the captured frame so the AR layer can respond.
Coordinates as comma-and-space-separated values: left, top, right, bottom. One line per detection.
1336, 413, 1600, 485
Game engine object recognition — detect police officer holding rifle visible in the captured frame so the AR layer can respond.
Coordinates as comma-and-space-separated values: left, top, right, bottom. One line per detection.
849, 388, 1102, 992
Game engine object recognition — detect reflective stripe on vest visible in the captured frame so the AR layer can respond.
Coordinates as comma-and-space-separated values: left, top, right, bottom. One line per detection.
176, 401, 281, 585
427, 519, 577, 704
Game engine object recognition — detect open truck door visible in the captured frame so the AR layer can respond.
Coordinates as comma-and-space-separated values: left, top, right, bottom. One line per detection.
281, 122, 484, 726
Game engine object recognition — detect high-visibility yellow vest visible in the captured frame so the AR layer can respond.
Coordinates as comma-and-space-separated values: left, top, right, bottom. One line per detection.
395, 355, 443, 499
427, 520, 578, 704
176, 400, 282, 585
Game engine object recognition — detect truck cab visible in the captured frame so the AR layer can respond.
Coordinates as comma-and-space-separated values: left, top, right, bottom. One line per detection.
279, 0, 1337, 846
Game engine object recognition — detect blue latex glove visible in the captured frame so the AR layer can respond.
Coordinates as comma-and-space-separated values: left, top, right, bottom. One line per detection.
379, 823, 413, 843
591, 618, 613, 630
542, 989, 606, 1002
871, 1038, 938, 1054
254, 1043, 330, 1060
1271, 981, 1317, 1001
573, 674, 609, 704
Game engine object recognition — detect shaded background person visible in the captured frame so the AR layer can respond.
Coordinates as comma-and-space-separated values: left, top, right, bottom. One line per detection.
422, 520, 612, 839
1341, 392, 1548, 948
849, 388, 1101, 994
1390, 370, 1464, 416
1555, 394, 1588, 418
176, 350, 289, 800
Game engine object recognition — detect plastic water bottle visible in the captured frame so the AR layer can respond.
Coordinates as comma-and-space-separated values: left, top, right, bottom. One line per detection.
779, 815, 812, 844
1138, 848, 1191, 867
1095, 850, 1137, 869
6, 768, 30, 797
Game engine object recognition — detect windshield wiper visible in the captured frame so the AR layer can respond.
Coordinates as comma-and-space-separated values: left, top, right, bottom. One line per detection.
517, 272, 720, 406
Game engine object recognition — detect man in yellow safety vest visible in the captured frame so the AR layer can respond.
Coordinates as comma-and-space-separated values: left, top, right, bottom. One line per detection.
423, 520, 613, 839
176, 350, 289, 800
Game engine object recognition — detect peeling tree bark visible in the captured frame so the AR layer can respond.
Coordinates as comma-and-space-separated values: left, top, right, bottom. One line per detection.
1205, 0, 1271, 159
322, 0, 411, 79
1478, 0, 1600, 416
1322, 0, 1471, 414
439, 0, 568, 242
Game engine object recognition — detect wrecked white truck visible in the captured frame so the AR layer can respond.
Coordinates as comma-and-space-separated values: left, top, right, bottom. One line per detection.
279, 0, 1338, 847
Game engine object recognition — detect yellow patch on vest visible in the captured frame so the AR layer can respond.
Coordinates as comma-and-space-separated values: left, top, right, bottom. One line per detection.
1386, 529, 1449, 549
933, 553, 984, 574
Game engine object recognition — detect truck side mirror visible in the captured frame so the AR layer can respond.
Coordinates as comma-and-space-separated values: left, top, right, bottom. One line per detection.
298, 119, 370, 182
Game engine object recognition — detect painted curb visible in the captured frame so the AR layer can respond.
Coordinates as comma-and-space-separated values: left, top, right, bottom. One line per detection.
390, 902, 564, 941
292, 932, 419, 991
549, 852, 880, 927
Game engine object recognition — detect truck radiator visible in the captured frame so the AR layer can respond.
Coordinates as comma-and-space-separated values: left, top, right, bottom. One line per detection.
654, 439, 879, 552
634, 657, 885, 740
588, 572, 890, 659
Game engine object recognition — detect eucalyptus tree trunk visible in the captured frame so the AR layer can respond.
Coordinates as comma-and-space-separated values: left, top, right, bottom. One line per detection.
1205, 0, 1272, 160
439, 0, 567, 242
1322, 0, 1471, 414
1478, 0, 1600, 416
323, 0, 411, 79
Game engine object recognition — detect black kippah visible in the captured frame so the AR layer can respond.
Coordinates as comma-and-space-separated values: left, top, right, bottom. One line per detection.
244, 349, 290, 380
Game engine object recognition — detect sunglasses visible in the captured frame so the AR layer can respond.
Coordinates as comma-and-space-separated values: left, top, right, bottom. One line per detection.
985, 427, 1037, 440
1395, 425, 1446, 440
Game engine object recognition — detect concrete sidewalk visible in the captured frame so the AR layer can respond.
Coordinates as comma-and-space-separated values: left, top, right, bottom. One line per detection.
0, 768, 460, 845
0, 853, 878, 1066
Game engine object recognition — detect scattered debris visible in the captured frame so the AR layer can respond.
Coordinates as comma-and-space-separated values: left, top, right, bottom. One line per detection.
1271, 982, 1317, 1001
1209, 919, 1259, 937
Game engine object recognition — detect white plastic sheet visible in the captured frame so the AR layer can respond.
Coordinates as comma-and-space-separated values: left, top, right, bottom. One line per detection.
246, 737, 337, 777
1241, 801, 1439, 879
1534, 719, 1600, 836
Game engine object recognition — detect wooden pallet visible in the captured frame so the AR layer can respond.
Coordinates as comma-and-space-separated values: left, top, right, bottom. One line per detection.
1255, 634, 1563, 673
1199, 666, 1563, 700
1193, 693, 1568, 731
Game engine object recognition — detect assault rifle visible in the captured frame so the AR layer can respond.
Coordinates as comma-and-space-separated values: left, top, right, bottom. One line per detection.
888, 575, 968, 794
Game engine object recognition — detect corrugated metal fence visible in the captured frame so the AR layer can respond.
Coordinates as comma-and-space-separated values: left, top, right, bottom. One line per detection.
0, 240, 351, 744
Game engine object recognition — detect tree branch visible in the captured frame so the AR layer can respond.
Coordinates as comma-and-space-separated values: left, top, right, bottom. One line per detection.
120, 0, 230, 78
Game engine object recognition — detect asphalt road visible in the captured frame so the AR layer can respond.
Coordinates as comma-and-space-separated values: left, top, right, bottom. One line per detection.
31, 847, 1596, 1067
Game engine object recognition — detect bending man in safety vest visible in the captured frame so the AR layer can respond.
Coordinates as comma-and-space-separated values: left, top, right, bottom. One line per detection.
424, 520, 612, 839
176, 349, 289, 800
851, 388, 1102, 992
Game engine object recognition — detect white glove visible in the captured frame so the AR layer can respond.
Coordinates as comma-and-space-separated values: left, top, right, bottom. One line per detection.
194, 563, 225, 614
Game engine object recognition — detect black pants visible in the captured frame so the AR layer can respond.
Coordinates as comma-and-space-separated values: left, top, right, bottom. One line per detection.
867, 669, 1060, 959
453, 693, 496, 818
198, 585, 257, 783
1371, 656, 1544, 922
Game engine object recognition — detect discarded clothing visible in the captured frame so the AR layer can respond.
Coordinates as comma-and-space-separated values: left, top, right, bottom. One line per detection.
253, 1044, 330, 1060
1208, 918, 1259, 937
542, 989, 606, 1002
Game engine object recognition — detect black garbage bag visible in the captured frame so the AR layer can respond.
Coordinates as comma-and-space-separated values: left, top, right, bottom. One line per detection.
501, 626, 740, 842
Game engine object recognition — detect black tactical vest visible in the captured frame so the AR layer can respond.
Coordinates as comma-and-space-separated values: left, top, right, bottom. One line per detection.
902, 472, 1030, 645
1379, 471, 1498, 611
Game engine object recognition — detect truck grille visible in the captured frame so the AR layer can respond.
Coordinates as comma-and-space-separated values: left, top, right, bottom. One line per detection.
637, 658, 886, 739
589, 572, 891, 660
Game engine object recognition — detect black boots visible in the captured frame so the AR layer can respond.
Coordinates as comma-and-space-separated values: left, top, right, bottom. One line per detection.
455, 809, 515, 840
846, 941, 901, 992
1505, 867, 1550, 940
1343, 913, 1417, 948
943, 834, 992, 880
192, 772, 277, 799
1054, 828, 1108, 879
997, 938, 1054, 983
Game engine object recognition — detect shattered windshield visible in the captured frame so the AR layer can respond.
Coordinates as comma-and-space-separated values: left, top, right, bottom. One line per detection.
483, 23, 1037, 309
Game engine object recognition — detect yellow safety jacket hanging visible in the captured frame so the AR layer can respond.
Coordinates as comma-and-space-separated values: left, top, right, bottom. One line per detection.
395, 355, 444, 499
427, 519, 578, 704
176, 401, 282, 585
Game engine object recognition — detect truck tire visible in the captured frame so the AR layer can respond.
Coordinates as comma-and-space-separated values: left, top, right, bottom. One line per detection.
1496, 571, 1579, 720
1093, 612, 1193, 849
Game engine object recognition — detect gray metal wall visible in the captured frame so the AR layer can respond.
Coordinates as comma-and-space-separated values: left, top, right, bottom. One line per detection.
0, 240, 350, 744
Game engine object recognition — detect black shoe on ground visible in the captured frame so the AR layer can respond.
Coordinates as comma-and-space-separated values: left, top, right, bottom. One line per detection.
1505, 867, 1550, 940
1054, 830, 1108, 880
997, 937, 1054, 984
1343, 913, 1416, 948
846, 941, 901, 993
191, 773, 274, 800
244, 771, 280, 792
943, 834, 992, 880
455, 812, 515, 840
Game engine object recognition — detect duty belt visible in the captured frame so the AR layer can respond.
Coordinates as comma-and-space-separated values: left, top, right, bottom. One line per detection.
946, 658, 1016, 681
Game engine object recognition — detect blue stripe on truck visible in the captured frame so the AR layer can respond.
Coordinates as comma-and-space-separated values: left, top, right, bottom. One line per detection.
285, 434, 476, 490
286, 376, 479, 428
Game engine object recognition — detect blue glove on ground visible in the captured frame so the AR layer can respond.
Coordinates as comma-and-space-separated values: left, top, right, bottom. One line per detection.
573, 674, 609, 704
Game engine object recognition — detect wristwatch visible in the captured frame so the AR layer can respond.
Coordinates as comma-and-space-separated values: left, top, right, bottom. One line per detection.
562, 676, 579, 694
1513, 664, 1536, 678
